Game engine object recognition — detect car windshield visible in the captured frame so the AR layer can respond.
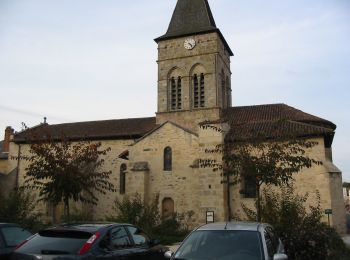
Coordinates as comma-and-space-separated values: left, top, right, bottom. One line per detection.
15, 230, 92, 255
174, 230, 263, 260
1, 226, 32, 247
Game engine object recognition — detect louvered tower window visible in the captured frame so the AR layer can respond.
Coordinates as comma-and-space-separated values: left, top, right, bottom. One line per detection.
170, 77, 182, 110
200, 73, 205, 107
221, 76, 226, 108
193, 73, 205, 108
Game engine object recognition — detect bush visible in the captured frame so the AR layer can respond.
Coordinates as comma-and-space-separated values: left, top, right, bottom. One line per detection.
107, 194, 192, 244
0, 189, 44, 231
241, 185, 350, 260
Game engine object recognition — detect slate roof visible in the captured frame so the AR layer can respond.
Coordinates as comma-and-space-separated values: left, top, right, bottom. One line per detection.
12, 104, 336, 146
222, 104, 336, 144
155, 0, 233, 56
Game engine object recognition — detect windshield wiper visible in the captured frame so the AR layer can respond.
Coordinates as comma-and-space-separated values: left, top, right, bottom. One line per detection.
41, 249, 70, 255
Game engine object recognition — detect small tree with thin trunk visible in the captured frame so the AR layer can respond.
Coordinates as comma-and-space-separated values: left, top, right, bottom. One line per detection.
14, 135, 116, 221
200, 122, 322, 222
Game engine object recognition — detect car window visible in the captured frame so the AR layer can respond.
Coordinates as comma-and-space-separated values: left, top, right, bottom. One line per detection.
1, 227, 32, 247
264, 228, 277, 258
125, 226, 150, 246
15, 230, 91, 255
0, 233, 4, 248
175, 230, 263, 260
100, 227, 131, 250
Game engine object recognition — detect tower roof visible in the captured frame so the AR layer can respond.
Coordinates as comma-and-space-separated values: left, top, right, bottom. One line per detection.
155, 0, 233, 56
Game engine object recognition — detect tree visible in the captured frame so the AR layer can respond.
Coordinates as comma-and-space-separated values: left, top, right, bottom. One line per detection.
241, 185, 350, 260
0, 189, 43, 231
199, 122, 322, 221
15, 135, 116, 221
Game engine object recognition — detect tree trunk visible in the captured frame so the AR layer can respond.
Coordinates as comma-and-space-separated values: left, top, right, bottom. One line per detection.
256, 183, 261, 222
64, 198, 70, 222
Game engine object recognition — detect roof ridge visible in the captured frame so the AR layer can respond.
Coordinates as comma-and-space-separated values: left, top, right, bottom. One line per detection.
46, 116, 156, 127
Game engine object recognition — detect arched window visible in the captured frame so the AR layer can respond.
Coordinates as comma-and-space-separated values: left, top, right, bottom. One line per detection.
193, 73, 205, 108
170, 77, 182, 110
120, 164, 126, 194
164, 147, 172, 171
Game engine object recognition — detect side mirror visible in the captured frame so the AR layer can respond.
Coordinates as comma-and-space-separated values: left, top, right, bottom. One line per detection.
273, 253, 288, 260
164, 251, 173, 259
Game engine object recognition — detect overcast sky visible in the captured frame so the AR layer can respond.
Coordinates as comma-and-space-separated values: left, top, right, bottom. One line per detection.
0, 0, 349, 180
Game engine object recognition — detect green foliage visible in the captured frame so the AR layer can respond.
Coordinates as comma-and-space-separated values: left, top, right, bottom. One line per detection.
107, 193, 160, 235
107, 194, 192, 244
200, 121, 322, 221
0, 189, 44, 231
241, 185, 350, 260
14, 134, 116, 220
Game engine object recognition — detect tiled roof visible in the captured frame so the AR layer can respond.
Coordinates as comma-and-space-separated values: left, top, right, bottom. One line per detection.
12, 104, 335, 144
14, 117, 157, 143
223, 104, 336, 142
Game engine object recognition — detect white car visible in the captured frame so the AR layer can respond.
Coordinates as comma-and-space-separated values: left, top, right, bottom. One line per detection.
165, 221, 288, 260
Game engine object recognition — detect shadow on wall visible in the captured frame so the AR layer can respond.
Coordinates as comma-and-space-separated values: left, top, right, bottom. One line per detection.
346, 204, 350, 234
0, 168, 17, 197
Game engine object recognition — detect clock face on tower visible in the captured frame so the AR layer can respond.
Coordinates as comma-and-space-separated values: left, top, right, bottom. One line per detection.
184, 38, 196, 50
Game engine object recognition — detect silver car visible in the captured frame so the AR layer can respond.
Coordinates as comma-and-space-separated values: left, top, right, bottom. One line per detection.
165, 221, 288, 260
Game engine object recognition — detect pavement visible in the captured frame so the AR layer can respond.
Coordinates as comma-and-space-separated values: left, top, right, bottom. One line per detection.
167, 243, 180, 252
342, 235, 350, 246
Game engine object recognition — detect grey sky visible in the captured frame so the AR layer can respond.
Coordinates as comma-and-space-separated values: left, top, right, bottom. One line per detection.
0, 0, 349, 180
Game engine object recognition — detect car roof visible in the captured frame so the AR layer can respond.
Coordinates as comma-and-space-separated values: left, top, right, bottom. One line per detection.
0, 223, 21, 227
46, 223, 121, 233
196, 221, 268, 232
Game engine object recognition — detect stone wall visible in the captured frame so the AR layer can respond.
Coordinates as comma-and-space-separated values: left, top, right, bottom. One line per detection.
229, 137, 346, 233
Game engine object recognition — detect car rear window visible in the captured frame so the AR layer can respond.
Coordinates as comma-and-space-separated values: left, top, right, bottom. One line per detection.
175, 230, 264, 260
16, 229, 92, 255
1, 227, 32, 247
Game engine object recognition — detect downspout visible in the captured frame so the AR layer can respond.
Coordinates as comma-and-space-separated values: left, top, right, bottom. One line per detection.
15, 144, 21, 189
227, 171, 231, 221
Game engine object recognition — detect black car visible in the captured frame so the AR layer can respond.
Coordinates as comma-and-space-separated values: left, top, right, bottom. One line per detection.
0, 223, 33, 260
12, 223, 168, 260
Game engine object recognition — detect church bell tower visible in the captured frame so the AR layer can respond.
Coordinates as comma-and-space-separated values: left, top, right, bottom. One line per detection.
155, 0, 234, 131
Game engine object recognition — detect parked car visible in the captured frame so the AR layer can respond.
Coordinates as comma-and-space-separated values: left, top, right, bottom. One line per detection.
165, 221, 288, 260
0, 223, 33, 260
12, 222, 168, 260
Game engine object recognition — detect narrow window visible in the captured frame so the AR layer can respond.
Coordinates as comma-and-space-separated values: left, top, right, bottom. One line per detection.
120, 164, 126, 194
164, 147, 172, 171
226, 76, 231, 107
193, 74, 199, 108
243, 175, 256, 198
200, 73, 205, 107
221, 75, 226, 108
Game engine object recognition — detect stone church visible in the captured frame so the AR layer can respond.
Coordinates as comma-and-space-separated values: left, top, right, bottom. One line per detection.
0, 0, 345, 232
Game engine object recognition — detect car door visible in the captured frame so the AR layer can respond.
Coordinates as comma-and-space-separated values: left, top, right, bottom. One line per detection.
125, 225, 165, 260
95, 226, 135, 260
0, 226, 32, 260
